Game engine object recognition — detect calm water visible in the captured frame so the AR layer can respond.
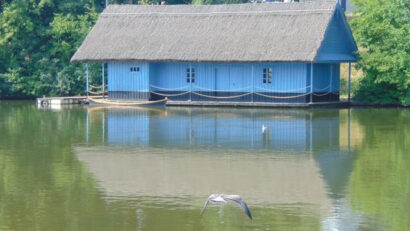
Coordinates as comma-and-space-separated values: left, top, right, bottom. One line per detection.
0, 101, 409, 231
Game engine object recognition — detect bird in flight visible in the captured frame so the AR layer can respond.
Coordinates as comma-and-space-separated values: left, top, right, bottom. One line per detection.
201, 194, 252, 219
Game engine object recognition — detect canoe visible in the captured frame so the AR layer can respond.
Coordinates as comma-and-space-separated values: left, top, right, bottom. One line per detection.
87, 97, 168, 107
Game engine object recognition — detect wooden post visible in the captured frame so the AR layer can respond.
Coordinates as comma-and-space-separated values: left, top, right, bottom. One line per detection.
189, 63, 192, 101
102, 63, 105, 98
310, 63, 314, 103
86, 111, 89, 144
251, 64, 254, 103
330, 64, 333, 92
102, 111, 105, 144
348, 62, 352, 102
348, 108, 351, 152
86, 63, 89, 98
309, 112, 313, 153
330, 64, 333, 101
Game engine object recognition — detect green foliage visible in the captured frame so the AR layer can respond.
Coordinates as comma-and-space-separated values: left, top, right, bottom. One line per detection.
351, 0, 410, 105
339, 78, 360, 97
0, 0, 101, 98
1, 0, 255, 99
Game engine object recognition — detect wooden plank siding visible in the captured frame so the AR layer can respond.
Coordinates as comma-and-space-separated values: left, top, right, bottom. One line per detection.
150, 62, 308, 92
106, 61, 341, 103
148, 62, 314, 103
107, 62, 150, 100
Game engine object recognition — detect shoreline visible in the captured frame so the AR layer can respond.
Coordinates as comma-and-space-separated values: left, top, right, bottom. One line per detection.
1, 98, 408, 108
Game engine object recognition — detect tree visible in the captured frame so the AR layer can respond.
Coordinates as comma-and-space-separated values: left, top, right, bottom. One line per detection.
0, 0, 254, 99
0, 0, 101, 98
351, 0, 410, 105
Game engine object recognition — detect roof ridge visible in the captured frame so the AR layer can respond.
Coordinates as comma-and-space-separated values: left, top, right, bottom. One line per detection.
101, 10, 333, 16
105, 1, 337, 8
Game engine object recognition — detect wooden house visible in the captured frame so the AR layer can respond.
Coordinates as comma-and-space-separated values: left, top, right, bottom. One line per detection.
71, 1, 357, 104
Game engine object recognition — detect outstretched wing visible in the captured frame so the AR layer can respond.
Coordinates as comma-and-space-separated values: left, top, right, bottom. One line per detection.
200, 196, 211, 216
223, 195, 252, 219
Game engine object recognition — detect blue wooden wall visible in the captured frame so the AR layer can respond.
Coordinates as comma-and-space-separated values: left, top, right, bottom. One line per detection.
150, 62, 308, 93
107, 62, 150, 92
106, 61, 341, 102
312, 63, 340, 93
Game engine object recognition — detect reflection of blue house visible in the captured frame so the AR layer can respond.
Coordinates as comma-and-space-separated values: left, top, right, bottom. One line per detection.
86, 107, 355, 199
106, 110, 150, 145
100, 108, 341, 152
316, 149, 355, 199
72, 1, 357, 104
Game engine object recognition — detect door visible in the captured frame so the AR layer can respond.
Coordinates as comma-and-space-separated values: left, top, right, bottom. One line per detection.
229, 66, 244, 91
215, 65, 230, 91
129, 64, 146, 100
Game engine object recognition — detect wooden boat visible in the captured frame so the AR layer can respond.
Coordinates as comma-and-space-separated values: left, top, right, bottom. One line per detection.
87, 97, 168, 107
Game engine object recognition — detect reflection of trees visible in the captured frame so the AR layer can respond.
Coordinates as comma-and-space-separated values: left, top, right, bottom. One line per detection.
0, 102, 125, 231
348, 109, 410, 231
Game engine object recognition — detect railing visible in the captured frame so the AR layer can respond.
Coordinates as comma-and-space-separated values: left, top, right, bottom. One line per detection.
149, 84, 338, 101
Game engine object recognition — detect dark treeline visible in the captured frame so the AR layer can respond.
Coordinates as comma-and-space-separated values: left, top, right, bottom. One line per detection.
0, 0, 408, 104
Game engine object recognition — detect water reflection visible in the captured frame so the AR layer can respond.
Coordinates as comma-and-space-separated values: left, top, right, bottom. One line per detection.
85, 107, 349, 152
78, 106, 361, 230
2, 102, 408, 231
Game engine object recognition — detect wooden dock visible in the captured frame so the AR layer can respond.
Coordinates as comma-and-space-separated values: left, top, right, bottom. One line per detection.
36, 96, 92, 106
36, 96, 349, 108
166, 101, 350, 108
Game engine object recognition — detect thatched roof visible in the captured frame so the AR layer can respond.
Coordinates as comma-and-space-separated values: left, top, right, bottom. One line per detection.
71, 1, 338, 63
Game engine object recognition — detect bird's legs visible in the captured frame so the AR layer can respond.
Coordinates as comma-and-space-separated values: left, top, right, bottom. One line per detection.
218, 204, 225, 221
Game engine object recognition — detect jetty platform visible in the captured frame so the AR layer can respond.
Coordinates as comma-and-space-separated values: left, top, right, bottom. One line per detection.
36, 96, 349, 108
166, 101, 350, 108
36, 96, 99, 106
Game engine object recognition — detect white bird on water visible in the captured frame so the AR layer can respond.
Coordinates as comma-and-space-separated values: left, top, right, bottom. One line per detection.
262, 125, 267, 133
201, 194, 252, 219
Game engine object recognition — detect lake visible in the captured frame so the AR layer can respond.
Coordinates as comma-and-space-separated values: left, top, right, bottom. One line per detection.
0, 101, 409, 231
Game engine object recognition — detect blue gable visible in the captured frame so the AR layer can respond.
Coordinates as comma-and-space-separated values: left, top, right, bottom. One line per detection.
315, 5, 358, 63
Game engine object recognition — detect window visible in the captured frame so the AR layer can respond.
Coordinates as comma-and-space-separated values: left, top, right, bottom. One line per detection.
263, 67, 272, 84
130, 67, 140, 72
186, 68, 190, 83
191, 68, 195, 83
186, 67, 195, 83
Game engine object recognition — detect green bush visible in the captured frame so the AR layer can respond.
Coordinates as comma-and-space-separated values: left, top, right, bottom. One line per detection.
351, 0, 410, 106
0, 0, 100, 99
